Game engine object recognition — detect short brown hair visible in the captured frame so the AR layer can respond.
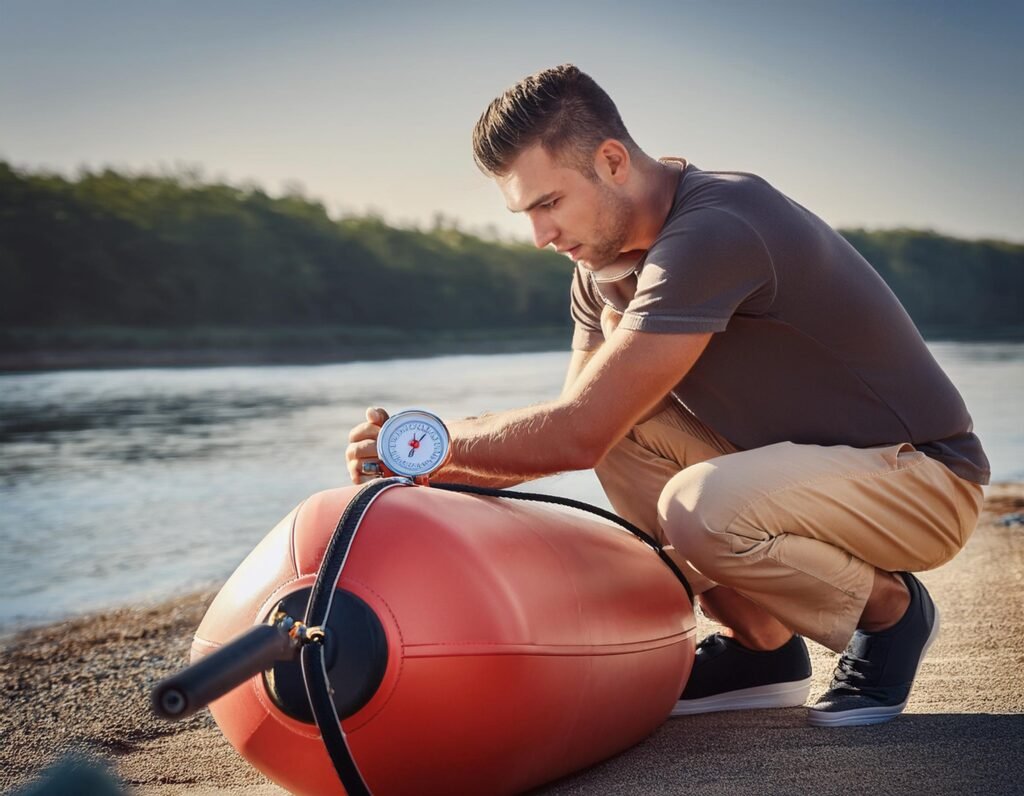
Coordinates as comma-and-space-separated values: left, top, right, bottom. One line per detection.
472, 64, 637, 178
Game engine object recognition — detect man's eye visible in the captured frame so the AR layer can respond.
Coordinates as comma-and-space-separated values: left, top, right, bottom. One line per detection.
542, 198, 559, 210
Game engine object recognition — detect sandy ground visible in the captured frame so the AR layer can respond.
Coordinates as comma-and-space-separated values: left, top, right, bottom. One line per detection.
2, 484, 1023, 796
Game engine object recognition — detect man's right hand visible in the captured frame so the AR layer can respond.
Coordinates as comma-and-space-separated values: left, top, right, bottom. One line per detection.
346, 407, 390, 484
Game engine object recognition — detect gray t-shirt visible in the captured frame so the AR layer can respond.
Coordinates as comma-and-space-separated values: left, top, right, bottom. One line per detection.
570, 162, 989, 485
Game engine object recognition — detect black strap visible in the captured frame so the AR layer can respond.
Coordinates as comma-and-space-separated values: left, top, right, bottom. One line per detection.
431, 482, 695, 606
301, 476, 410, 796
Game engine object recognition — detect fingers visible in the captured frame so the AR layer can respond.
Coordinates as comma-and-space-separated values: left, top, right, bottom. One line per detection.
366, 406, 389, 425
346, 407, 390, 484
347, 439, 378, 461
348, 421, 381, 444
349, 461, 370, 485
348, 407, 389, 442
347, 448, 380, 484
346, 438, 380, 484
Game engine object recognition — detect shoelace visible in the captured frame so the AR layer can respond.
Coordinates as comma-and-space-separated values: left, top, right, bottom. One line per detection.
829, 640, 897, 700
831, 651, 875, 687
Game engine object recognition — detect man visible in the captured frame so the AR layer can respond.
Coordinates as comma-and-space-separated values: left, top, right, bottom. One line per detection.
346, 64, 988, 727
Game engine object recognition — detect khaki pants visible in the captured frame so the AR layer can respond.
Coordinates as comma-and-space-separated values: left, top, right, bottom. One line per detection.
595, 403, 984, 652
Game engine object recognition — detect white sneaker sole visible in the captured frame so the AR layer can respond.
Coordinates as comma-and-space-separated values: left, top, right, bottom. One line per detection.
807, 604, 941, 728
670, 676, 813, 717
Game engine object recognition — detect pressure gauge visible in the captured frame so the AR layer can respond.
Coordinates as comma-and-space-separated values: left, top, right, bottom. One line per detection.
377, 409, 451, 481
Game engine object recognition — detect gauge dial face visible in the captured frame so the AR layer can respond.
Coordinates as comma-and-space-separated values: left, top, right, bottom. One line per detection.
378, 410, 450, 478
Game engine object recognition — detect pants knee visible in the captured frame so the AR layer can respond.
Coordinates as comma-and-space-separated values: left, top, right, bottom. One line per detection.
657, 462, 732, 575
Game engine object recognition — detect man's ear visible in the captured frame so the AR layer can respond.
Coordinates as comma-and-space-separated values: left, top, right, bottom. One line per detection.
594, 139, 631, 185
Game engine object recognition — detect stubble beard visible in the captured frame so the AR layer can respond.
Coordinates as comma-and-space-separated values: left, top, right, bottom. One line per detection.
579, 187, 633, 270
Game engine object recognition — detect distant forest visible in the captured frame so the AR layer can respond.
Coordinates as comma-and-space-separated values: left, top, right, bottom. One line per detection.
2, 162, 1022, 355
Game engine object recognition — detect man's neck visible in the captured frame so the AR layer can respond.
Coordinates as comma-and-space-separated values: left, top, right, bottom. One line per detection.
624, 157, 685, 252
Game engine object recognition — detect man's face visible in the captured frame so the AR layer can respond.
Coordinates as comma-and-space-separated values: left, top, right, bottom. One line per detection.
497, 144, 632, 271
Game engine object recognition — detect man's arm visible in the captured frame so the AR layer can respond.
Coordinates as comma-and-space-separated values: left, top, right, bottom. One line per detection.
439, 328, 711, 481
428, 348, 598, 487
561, 347, 598, 398
352, 350, 602, 487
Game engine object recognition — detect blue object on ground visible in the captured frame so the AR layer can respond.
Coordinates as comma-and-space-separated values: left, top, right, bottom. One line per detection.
11, 755, 125, 796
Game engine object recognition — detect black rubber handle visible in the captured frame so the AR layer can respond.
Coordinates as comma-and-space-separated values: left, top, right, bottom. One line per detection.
151, 623, 298, 720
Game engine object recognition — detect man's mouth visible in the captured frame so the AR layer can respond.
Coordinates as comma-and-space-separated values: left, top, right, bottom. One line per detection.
561, 245, 582, 261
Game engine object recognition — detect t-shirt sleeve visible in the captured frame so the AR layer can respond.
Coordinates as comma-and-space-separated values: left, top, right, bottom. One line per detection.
569, 264, 605, 351
619, 208, 776, 334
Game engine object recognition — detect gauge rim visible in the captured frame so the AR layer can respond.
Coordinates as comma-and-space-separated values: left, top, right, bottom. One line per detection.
378, 409, 451, 478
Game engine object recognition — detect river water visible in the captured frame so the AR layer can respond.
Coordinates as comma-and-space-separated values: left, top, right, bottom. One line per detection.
1, 341, 1021, 631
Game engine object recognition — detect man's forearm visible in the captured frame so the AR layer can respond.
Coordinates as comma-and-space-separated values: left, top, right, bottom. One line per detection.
438, 401, 594, 483
429, 465, 526, 489
425, 330, 709, 488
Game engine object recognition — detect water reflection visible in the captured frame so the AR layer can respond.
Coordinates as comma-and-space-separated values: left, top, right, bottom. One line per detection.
0, 392, 319, 483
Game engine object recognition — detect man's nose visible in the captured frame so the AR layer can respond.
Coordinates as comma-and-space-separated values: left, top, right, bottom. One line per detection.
530, 215, 558, 250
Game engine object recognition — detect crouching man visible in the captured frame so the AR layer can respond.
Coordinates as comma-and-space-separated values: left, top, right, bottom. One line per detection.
346, 64, 988, 727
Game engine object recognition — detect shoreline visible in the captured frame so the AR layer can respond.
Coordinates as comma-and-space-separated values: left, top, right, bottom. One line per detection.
3, 327, 1023, 374
0, 330, 570, 373
2, 484, 1023, 794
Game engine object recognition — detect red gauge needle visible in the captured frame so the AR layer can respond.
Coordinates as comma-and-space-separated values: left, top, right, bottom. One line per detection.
407, 434, 425, 457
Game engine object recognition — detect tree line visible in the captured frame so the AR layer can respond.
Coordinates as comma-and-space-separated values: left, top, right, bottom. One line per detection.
1, 161, 1021, 347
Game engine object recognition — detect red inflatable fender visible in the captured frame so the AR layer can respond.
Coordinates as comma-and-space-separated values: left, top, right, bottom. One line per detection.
192, 483, 697, 795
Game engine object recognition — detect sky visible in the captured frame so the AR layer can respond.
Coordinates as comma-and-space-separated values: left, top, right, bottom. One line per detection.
2, 0, 1022, 243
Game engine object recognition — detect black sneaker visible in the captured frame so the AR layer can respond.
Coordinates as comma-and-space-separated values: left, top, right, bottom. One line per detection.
808, 572, 939, 727
671, 633, 813, 716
